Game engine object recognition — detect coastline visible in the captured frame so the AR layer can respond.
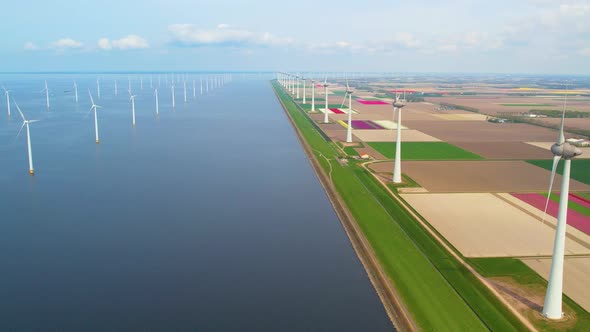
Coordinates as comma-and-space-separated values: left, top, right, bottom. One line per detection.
271, 82, 418, 332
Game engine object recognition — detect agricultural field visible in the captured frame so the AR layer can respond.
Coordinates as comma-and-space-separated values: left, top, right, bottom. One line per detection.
527, 159, 590, 185
367, 142, 483, 160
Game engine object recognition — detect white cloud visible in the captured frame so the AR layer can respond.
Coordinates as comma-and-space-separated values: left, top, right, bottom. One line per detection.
51, 38, 83, 49
579, 47, 590, 56
23, 42, 38, 50
168, 24, 293, 47
98, 35, 149, 50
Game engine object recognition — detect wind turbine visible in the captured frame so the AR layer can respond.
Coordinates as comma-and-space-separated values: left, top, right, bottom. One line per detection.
128, 79, 132, 96
542, 91, 583, 320
171, 84, 176, 109
140, 76, 143, 91
183, 80, 187, 103
296, 75, 300, 99
345, 81, 353, 143
154, 88, 159, 115
310, 79, 316, 112
97, 79, 101, 99
302, 76, 306, 104
115, 80, 118, 96
392, 93, 405, 183
323, 77, 330, 123
14, 102, 38, 175
42, 80, 50, 110
73, 81, 79, 104
200, 77, 203, 95
3, 87, 11, 117
193, 79, 196, 98
130, 95, 137, 126
88, 90, 102, 144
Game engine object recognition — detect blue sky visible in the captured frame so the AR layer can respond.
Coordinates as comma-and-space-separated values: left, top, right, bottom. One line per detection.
2, 0, 590, 74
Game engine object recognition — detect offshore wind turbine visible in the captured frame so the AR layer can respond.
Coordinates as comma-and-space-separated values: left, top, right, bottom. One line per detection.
3, 87, 11, 117
73, 81, 79, 104
97, 79, 101, 99
323, 77, 330, 123
183, 80, 187, 103
140, 76, 143, 91
14, 102, 38, 175
193, 79, 196, 98
154, 88, 159, 115
115, 80, 118, 96
392, 92, 405, 183
171, 84, 176, 109
88, 90, 102, 144
42, 80, 50, 110
200, 77, 203, 95
542, 91, 583, 320
344, 81, 353, 143
130, 95, 137, 126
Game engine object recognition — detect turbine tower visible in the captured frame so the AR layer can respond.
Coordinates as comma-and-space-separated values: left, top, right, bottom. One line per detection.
392, 93, 405, 183
97, 79, 101, 99
302, 76, 306, 104
345, 81, 354, 143
3, 87, 11, 117
311, 79, 315, 112
73, 81, 79, 104
14, 102, 38, 175
130, 95, 137, 126
171, 84, 176, 109
542, 92, 583, 319
89, 90, 102, 144
296, 75, 300, 99
183, 80, 187, 103
323, 77, 330, 123
115, 80, 118, 96
154, 88, 159, 115
42, 80, 50, 110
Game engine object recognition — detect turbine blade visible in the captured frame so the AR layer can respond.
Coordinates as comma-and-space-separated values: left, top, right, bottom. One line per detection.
13, 122, 26, 143
88, 90, 95, 106
541, 155, 562, 223
14, 102, 26, 121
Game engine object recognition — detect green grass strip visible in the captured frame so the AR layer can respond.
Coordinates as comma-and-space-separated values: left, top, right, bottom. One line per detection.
527, 159, 590, 185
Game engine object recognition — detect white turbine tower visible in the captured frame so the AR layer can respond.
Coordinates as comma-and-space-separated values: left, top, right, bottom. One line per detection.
296, 75, 300, 99
200, 78, 203, 95
130, 95, 137, 126
114, 80, 118, 96
154, 88, 159, 115
97, 79, 101, 99
140, 76, 143, 91
3, 87, 11, 117
88, 90, 102, 144
344, 81, 353, 143
311, 79, 315, 112
42, 80, 50, 110
183, 80, 187, 103
14, 102, 38, 175
392, 93, 405, 183
73, 81, 79, 104
302, 76, 306, 104
171, 84, 176, 109
323, 77, 330, 123
542, 92, 583, 319
193, 79, 196, 98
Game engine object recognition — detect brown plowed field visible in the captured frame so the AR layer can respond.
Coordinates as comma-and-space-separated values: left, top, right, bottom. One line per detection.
451, 142, 551, 160
369, 160, 590, 192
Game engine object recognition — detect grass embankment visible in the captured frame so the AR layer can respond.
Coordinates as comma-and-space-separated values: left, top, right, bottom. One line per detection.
527, 159, 590, 186
470, 258, 590, 331
273, 81, 528, 331
368, 142, 483, 160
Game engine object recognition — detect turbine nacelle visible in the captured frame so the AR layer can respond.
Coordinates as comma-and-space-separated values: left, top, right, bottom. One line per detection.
551, 142, 583, 160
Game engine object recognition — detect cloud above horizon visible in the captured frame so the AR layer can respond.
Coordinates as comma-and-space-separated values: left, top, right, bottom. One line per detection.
168, 24, 293, 47
97, 35, 149, 50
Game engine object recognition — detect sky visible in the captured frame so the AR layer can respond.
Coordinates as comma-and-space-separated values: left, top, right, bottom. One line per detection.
2, 0, 590, 74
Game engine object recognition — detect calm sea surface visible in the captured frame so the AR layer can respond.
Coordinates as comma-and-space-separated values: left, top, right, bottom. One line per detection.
0, 74, 393, 331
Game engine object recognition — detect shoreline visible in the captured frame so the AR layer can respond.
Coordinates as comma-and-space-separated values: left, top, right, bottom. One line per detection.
271, 83, 418, 332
